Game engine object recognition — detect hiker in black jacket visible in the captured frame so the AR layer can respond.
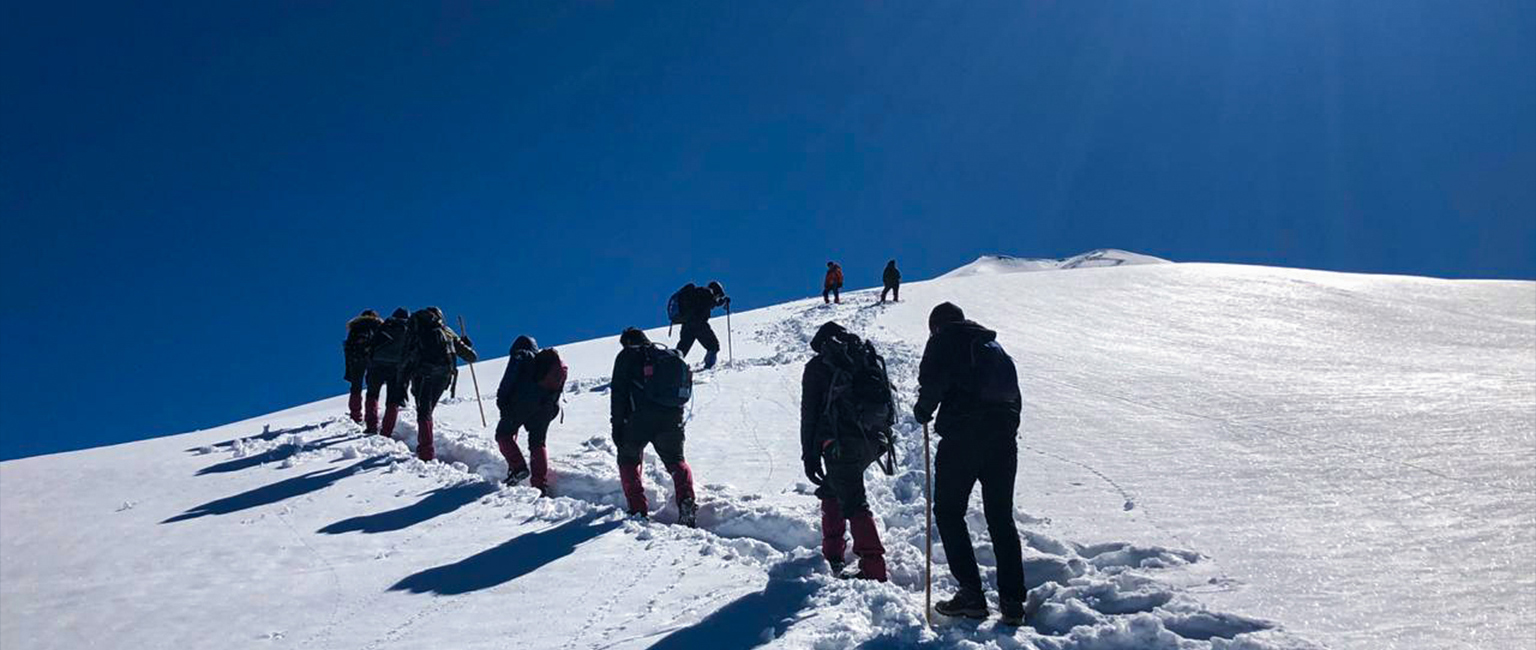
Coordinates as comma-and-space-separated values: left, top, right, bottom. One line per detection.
344, 310, 382, 424
610, 327, 698, 526
801, 321, 889, 581
676, 281, 729, 370
495, 335, 564, 494
365, 308, 413, 436
880, 260, 901, 303
914, 302, 1027, 625
403, 307, 477, 462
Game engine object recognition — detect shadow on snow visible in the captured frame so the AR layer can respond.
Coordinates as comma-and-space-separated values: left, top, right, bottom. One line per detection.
389, 514, 623, 596
317, 482, 498, 535
195, 434, 357, 475
645, 570, 819, 650
162, 455, 390, 523
188, 422, 328, 453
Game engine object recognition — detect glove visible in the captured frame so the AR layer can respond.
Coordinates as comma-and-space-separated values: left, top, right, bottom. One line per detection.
803, 457, 825, 485
460, 335, 473, 348
611, 422, 624, 447
914, 408, 933, 425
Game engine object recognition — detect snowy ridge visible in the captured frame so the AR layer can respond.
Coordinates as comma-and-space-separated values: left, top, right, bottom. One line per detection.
939, 249, 1170, 279
4, 255, 1532, 650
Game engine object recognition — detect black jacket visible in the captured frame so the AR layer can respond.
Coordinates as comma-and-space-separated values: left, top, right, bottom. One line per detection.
914, 320, 1021, 436
800, 357, 836, 461
610, 345, 684, 429
344, 313, 383, 376
883, 263, 901, 287
497, 336, 559, 419
679, 285, 727, 324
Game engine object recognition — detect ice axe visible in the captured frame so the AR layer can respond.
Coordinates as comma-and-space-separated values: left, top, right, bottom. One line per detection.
457, 315, 488, 427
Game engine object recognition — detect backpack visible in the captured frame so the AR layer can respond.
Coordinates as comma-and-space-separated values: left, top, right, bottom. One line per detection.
405, 310, 456, 372
968, 339, 1020, 406
634, 343, 692, 408
534, 347, 567, 392
666, 284, 694, 325
370, 317, 410, 365
819, 332, 896, 446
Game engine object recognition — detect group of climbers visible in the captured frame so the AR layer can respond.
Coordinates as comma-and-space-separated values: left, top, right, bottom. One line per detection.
343, 307, 478, 461
340, 273, 1029, 625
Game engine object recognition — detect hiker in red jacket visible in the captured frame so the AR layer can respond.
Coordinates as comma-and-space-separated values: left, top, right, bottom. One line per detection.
823, 262, 845, 304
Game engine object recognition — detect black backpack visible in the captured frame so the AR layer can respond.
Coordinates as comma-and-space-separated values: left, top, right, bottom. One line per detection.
370, 317, 410, 365
967, 339, 1020, 407
405, 310, 457, 372
633, 343, 692, 408
666, 284, 694, 325
819, 332, 896, 447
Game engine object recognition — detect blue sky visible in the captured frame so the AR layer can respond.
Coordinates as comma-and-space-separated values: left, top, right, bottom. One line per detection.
2, 1, 1532, 460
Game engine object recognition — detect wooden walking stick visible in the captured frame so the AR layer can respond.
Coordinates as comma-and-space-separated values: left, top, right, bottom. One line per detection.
924, 421, 933, 625
457, 315, 487, 427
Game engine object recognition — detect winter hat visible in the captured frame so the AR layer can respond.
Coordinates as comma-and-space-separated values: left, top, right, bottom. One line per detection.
810, 321, 848, 353
620, 327, 650, 347
392, 307, 409, 319
928, 302, 965, 332
707, 281, 724, 297
511, 335, 538, 354
360, 309, 379, 318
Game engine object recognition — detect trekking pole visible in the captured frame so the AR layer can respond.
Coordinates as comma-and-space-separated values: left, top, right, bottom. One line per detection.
923, 422, 933, 626
457, 315, 488, 427
725, 303, 734, 365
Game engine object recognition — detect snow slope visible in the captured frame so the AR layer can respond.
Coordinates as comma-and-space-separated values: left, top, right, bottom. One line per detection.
3, 254, 1532, 650
939, 249, 1170, 279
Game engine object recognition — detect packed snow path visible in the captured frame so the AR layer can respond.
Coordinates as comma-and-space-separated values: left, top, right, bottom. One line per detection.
4, 256, 1532, 650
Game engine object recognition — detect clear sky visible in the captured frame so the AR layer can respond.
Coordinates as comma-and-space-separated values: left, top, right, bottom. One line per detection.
2, 1, 1532, 460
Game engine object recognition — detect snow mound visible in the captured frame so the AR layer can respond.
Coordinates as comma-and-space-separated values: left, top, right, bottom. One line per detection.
940, 249, 1170, 279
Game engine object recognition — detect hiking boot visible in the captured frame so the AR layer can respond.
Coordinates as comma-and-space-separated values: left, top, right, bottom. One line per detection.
999, 600, 1026, 626
503, 467, 531, 487
677, 497, 698, 528
827, 557, 847, 575
702, 350, 718, 370
935, 589, 988, 620
627, 509, 649, 521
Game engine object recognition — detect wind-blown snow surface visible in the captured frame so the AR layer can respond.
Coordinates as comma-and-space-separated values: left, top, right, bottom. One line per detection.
3, 257, 1532, 650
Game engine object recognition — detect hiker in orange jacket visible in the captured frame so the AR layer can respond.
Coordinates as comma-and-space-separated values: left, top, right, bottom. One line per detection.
823, 262, 844, 304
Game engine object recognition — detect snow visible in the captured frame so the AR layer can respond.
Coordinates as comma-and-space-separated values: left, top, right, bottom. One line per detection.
2, 252, 1532, 650
939, 249, 1170, 279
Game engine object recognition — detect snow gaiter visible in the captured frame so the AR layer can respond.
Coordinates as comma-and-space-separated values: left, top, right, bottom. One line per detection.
498, 436, 528, 475
364, 399, 379, 433
666, 460, 695, 504
820, 497, 847, 563
618, 461, 647, 513
530, 445, 549, 492
381, 405, 400, 438
348, 385, 364, 423
416, 418, 435, 461
849, 512, 888, 581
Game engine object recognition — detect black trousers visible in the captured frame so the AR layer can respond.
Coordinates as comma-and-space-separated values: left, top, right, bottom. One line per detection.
411, 369, 453, 419
934, 428, 1026, 603
880, 284, 900, 302
366, 363, 408, 407
616, 409, 687, 469
677, 320, 720, 357
496, 403, 555, 448
814, 437, 879, 517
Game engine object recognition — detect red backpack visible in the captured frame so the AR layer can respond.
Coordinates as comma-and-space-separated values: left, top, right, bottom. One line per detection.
535, 347, 568, 393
